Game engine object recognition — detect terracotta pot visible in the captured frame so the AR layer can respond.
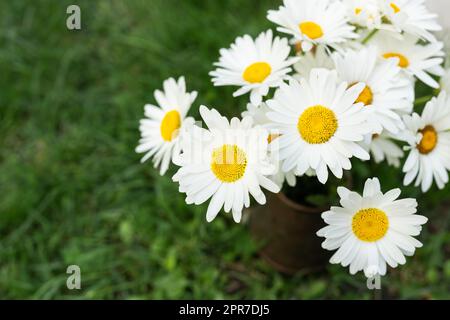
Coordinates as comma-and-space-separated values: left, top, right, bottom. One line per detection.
249, 192, 330, 275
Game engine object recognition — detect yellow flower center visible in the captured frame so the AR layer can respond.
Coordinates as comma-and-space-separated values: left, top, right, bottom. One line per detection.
211, 145, 247, 183
390, 2, 400, 13
383, 53, 409, 68
355, 85, 374, 106
355, 7, 362, 15
298, 105, 338, 144
418, 125, 438, 154
352, 208, 389, 242
299, 21, 324, 40
160, 110, 181, 142
243, 62, 272, 83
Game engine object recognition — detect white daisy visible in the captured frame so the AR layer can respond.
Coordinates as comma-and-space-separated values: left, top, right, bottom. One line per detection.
401, 91, 450, 192
343, 0, 382, 29
136, 77, 197, 175
241, 103, 272, 128
271, 165, 297, 188
371, 31, 445, 88
380, 0, 442, 43
334, 46, 414, 134
266, 68, 372, 184
209, 30, 299, 106
267, 0, 358, 52
173, 106, 280, 223
363, 132, 405, 168
242, 103, 297, 188
293, 45, 335, 80
317, 177, 428, 278
440, 68, 450, 93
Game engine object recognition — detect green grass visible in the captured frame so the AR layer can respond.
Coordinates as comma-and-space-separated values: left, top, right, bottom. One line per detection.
0, 0, 449, 299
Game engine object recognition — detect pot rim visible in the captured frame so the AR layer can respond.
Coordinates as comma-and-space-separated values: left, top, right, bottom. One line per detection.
277, 192, 327, 214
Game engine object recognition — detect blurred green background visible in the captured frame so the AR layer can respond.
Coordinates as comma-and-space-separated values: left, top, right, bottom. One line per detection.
0, 0, 449, 299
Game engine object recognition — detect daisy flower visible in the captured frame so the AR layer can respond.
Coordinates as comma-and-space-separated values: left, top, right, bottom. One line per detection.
440, 68, 450, 93
371, 31, 445, 88
401, 91, 450, 192
363, 132, 405, 168
380, 0, 442, 43
317, 177, 428, 278
173, 106, 280, 223
343, 0, 382, 29
334, 46, 414, 134
267, 0, 358, 52
209, 30, 299, 106
266, 68, 372, 184
136, 77, 197, 175
241, 103, 272, 128
242, 103, 297, 188
293, 45, 335, 80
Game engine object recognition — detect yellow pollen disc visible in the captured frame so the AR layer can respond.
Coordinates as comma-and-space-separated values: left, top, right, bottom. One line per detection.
355, 85, 374, 106
298, 105, 338, 144
211, 145, 247, 183
299, 21, 324, 40
352, 208, 389, 242
383, 53, 409, 68
355, 7, 362, 15
418, 125, 438, 154
390, 2, 400, 13
160, 110, 181, 142
243, 62, 272, 83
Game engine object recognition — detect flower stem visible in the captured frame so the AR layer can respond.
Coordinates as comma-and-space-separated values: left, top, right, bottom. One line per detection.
414, 95, 433, 106
361, 29, 379, 45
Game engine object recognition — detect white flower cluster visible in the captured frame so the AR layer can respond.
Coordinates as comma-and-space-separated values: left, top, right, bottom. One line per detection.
136, 0, 450, 278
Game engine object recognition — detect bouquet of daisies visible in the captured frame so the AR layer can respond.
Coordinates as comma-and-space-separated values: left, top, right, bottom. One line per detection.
136, 0, 450, 279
